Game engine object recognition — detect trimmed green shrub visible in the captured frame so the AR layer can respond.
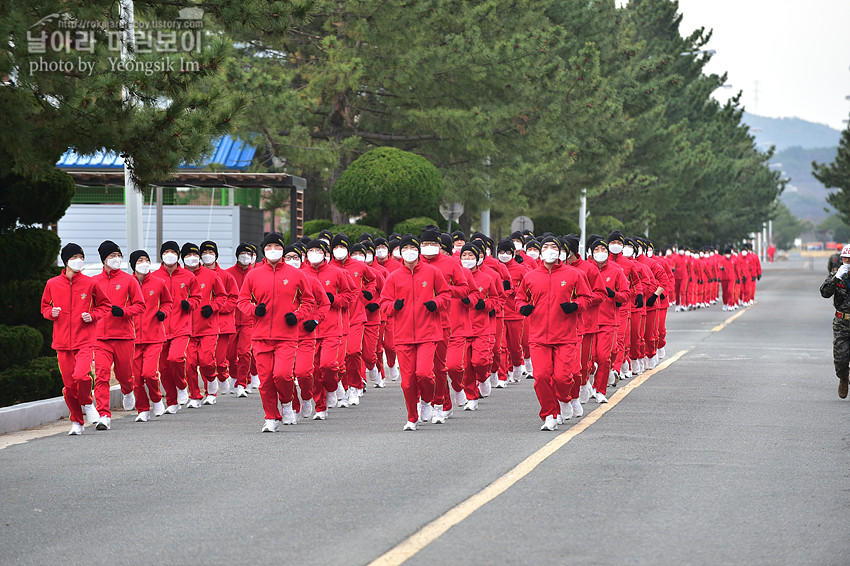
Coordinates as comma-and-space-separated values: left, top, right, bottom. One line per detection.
530, 215, 580, 237
283, 219, 335, 244
0, 355, 64, 407
2, 169, 75, 228
587, 215, 625, 237
0, 228, 60, 283
392, 217, 441, 237
309, 224, 386, 241
0, 325, 44, 370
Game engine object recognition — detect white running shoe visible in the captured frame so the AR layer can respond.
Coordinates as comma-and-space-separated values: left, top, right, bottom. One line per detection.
152, 401, 166, 417
348, 387, 360, 406
489, 372, 499, 386
122, 391, 136, 411
443, 407, 454, 419
83, 404, 100, 426
261, 419, 279, 432
556, 413, 564, 425
207, 379, 219, 396
648, 354, 658, 369
464, 399, 478, 411
68, 422, 84, 435
135, 411, 150, 422
559, 400, 573, 421
337, 391, 350, 408
236, 385, 248, 398
250, 375, 260, 391
495, 379, 508, 388
579, 383, 592, 404
479, 379, 491, 398
219, 379, 230, 396
608, 370, 616, 387
658, 347, 666, 359
570, 398, 583, 418
281, 402, 298, 425
540, 415, 558, 431
165, 404, 180, 414
296, 398, 311, 418
390, 364, 401, 382
186, 399, 202, 409
419, 401, 433, 423
524, 358, 533, 375
313, 410, 327, 420
403, 421, 417, 431
326, 391, 336, 408
202, 395, 216, 405
177, 388, 189, 405
595, 392, 608, 404
454, 389, 468, 407
95, 417, 111, 430
335, 382, 346, 399
431, 405, 446, 424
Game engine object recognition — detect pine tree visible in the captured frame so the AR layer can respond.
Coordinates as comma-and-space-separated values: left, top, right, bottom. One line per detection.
813, 122, 850, 226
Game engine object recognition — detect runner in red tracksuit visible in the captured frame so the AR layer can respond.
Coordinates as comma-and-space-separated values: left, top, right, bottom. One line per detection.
516, 236, 593, 430
608, 231, 641, 377
379, 234, 451, 431
673, 248, 688, 310
479, 238, 511, 387
41, 243, 111, 434
200, 240, 239, 395
301, 239, 357, 420
446, 243, 483, 410
92, 240, 145, 430
375, 237, 402, 382
181, 242, 226, 407
637, 238, 670, 370
364, 240, 390, 387
237, 232, 317, 432
152, 241, 201, 413
495, 238, 531, 387
521, 239, 542, 375
351, 242, 384, 393
129, 250, 173, 422
650, 246, 675, 359
226, 243, 255, 397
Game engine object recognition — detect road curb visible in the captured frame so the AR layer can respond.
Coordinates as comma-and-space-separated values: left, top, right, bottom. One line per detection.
0, 385, 125, 435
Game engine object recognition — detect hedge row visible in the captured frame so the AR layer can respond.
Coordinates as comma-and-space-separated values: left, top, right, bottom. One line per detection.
0, 356, 65, 407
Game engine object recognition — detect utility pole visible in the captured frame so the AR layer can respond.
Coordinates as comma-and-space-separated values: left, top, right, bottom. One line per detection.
578, 188, 587, 258
120, 0, 143, 252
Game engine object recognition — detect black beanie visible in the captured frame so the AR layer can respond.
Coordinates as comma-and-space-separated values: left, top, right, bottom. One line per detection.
362, 240, 376, 254
374, 237, 388, 248
461, 242, 480, 260
585, 235, 601, 251
608, 231, 625, 244
420, 224, 442, 244
471, 231, 486, 242
129, 250, 150, 272
399, 233, 421, 251
497, 238, 515, 254
350, 242, 366, 256
540, 235, 562, 252
359, 232, 373, 243
299, 236, 312, 245
318, 229, 333, 242
161, 240, 180, 257
440, 233, 452, 253
388, 240, 400, 253
389, 232, 402, 243
331, 233, 351, 250
564, 235, 579, 255
526, 239, 541, 251
98, 240, 121, 263
236, 242, 253, 257
522, 229, 534, 238
306, 239, 328, 253
261, 232, 285, 250
284, 244, 302, 258
510, 231, 523, 241
181, 242, 200, 260
61, 243, 84, 265
452, 230, 466, 242
200, 240, 219, 259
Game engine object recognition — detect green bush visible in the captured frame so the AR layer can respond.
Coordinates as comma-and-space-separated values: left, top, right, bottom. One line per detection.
0, 355, 64, 407
3, 169, 76, 227
0, 325, 44, 370
308, 224, 386, 241
587, 215, 625, 237
530, 215, 580, 237
283, 219, 335, 244
392, 217, 441, 237
0, 228, 60, 282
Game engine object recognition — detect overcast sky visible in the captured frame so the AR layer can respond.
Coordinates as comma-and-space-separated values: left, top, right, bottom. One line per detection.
622, 0, 850, 131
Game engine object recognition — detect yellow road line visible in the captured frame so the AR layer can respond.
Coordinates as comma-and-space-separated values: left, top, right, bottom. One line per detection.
711, 307, 748, 332
368, 349, 689, 566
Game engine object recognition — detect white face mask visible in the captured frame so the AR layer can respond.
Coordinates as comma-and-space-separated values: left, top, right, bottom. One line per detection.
699, 252, 705, 258
421, 244, 441, 257
365, 253, 374, 263
461, 259, 477, 270
238, 253, 252, 266
264, 249, 283, 262
608, 243, 624, 255
401, 249, 419, 263
392, 249, 402, 259
184, 256, 200, 268
201, 253, 216, 266
319, 239, 330, 246
678, 250, 685, 255
375, 248, 388, 259
285, 258, 302, 269
725, 254, 732, 258
541, 249, 559, 263
526, 249, 540, 260
593, 251, 609, 263
67, 258, 85, 272
623, 246, 634, 258
477, 257, 484, 267
647, 250, 654, 258
513, 241, 522, 251
135, 262, 151, 275
162, 252, 179, 266
333, 248, 348, 261
307, 251, 325, 265
498, 253, 512, 263
106, 257, 123, 271
559, 251, 567, 262
666, 250, 673, 256
351, 254, 366, 263
741, 250, 748, 256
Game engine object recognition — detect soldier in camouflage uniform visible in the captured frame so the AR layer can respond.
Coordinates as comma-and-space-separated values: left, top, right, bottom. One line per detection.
820, 244, 850, 399
827, 252, 841, 275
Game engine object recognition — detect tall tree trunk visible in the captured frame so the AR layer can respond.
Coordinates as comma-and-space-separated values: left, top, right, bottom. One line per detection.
380, 206, 389, 234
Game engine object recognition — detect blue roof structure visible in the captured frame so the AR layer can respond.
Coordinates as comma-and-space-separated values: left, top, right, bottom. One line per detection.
56, 136, 257, 170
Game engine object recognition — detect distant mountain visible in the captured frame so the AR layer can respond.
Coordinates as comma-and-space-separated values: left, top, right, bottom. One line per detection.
772, 146, 839, 224
742, 112, 842, 151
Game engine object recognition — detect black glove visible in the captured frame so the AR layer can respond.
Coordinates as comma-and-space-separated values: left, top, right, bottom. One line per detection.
200, 305, 213, 318
488, 309, 496, 318
646, 294, 658, 307
111, 305, 124, 317
735, 279, 740, 284
394, 299, 404, 311
362, 290, 373, 300
475, 298, 486, 310
635, 294, 644, 308
424, 300, 437, 312
461, 297, 471, 305
254, 303, 266, 317
303, 320, 318, 332
560, 302, 578, 314
326, 292, 334, 304
503, 280, 511, 291
285, 312, 297, 326
660, 293, 666, 300
606, 287, 615, 298
689, 278, 693, 283
720, 266, 725, 271
515, 255, 524, 264
615, 301, 623, 307
155, 310, 166, 321
698, 280, 703, 285
519, 305, 534, 316
751, 276, 756, 282
181, 299, 190, 312
366, 302, 379, 312
757, 274, 761, 281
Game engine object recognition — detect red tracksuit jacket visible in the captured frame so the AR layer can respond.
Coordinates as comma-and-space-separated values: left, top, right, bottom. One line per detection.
379, 260, 451, 345
569, 256, 605, 335
133, 273, 174, 345
331, 257, 378, 326
211, 264, 238, 334
465, 267, 503, 336
93, 268, 146, 340
422, 253, 474, 331
298, 276, 332, 340
151, 265, 202, 339
515, 262, 593, 345
225, 263, 254, 328
41, 272, 111, 350
187, 265, 226, 337
501, 258, 532, 321
302, 261, 358, 339
595, 260, 630, 327
237, 260, 317, 342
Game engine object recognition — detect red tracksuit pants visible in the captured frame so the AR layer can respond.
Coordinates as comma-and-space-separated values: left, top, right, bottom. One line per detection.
226, 324, 253, 388
133, 342, 164, 412
253, 339, 297, 420
312, 335, 344, 412
446, 335, 470, 397
58, 347, 94, 425
294, 337, 317, 403
215, 333, 232, 384
433, 328, 450, 408
571, 332, 595, 399
522, 318, 531, 359
643, 309, 659, 358
501, 319, 524, 377
721, 280, 734, 306
396, 342, 438, 423
613, 309, 630, 370
159, 335, 190, 406
674, 278, 685, 305
94, 339, 134, 418
382, 319, 397, 367
657, 308, 668, 349
490, 318, 504, 374
363, 323, 380, 371
186, 335, 218, 400
345, 321, 365, 392
593, 326, 617, 395
629, 309, 646, 361
530, 342, 578, 420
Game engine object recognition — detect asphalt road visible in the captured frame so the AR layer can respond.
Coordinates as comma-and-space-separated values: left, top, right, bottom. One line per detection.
2, 258, 848, 566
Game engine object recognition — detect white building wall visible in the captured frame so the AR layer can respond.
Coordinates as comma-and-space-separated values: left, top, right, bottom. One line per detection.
57, 205, 242, 268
